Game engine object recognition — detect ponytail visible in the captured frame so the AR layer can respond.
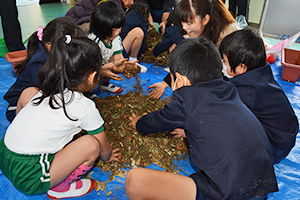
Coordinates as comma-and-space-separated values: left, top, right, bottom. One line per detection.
14, 31, 41, 75
34, 36, 101, 121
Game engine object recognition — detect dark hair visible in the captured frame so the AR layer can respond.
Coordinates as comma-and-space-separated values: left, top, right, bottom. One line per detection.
166, 10, 180, 28
219, 29, 267, 73
130, 0, 150, 22
34, 36, 102, 121
90, 1, 126, 39
175, 0, 235, 44
169, 36, 223, 84
15, 17, 84, 75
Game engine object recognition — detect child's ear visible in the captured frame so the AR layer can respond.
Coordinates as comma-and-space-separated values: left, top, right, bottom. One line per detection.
235, 63, 248, 75
175, 72, 191, 88
88, 71, 98, 86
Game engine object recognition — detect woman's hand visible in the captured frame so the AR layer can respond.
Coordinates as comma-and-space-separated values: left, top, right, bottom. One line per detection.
148, 81, 169, 99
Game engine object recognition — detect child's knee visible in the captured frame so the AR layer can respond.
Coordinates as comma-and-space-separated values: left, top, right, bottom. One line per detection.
132, 27, 144, 39
125, 168, 143, 191
81, 135, 101, 157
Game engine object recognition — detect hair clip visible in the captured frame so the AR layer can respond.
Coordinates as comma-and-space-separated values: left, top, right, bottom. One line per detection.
65, 35, 71, 44
37, 26, 44, 41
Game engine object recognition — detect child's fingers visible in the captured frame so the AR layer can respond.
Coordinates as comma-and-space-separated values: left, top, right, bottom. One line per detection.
112, 148, 121, 153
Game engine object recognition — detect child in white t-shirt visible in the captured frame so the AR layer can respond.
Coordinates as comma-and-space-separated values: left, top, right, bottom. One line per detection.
0, 35, 120, 199
88, 1, 137, 93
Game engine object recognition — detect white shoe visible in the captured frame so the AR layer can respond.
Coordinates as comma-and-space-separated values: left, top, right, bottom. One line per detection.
98, 83, 123, 93
47, 179, 95, 199
164, 67, 170, 73
136, 63, 147, 73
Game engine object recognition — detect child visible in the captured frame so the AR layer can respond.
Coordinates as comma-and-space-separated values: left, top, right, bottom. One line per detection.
65, 0, 133, 33
126, 37, 278, 199
219, 29, 299, 164
88, 1, 136, 93
0, 35, 121, 199
120, 0, 150, 60
3, 17, 84, 123
153, 10, 184, 57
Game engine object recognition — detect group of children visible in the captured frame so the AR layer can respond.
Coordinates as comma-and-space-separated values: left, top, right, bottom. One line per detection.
0, 0, 299, 199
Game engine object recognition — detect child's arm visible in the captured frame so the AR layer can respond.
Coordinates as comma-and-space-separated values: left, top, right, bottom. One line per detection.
129, 93, 186, 135
92, 130, 121, 162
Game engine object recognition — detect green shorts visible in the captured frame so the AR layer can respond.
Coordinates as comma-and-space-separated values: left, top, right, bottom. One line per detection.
0, 138, 55, 195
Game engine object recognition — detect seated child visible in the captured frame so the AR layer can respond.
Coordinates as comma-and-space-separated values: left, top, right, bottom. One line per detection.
219, 29, 299, 164
3, 17, 85, 123
0, 36, 120, 199
120, 0, 150, 60
126, 37, 278, 200
88, 1, 137, 93
65, 0, 133, 33
153, 10, 184, 57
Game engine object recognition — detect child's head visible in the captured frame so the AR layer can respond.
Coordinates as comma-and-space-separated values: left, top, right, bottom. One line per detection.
35, 35, 102, 120
175, 0, 234, 44
169, 36, 223, 89
130, 0, 150, 22
90, 1, 126, 40
15, 17, 84, 75
166, 10, 180, 28
219, 29, 267, 77
39, 35, 102, 93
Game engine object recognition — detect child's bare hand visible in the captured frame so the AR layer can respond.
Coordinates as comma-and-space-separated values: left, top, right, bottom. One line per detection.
106, 148, 122, 162
170, 128, 186, 138
129, 113, 142, 127
100, 62, 124, 81
113, 59, 138, 79
129, 112, 148, 126
148, 81, 169, 99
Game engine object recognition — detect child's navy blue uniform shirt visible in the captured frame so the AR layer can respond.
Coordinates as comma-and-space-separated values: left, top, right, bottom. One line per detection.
136, 78, 278, 199
230, 64, 299, 164
153, 25, 184, 57
120, 9, 148, 59
4, 42, 48, 122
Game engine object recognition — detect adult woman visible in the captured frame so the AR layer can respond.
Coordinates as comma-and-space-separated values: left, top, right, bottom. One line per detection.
148, 0, 239, 99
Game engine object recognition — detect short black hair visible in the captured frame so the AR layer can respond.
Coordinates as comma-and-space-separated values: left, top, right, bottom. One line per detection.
219, 29, 266, 73
90, 1, 126, 39
169, 36, 223, 84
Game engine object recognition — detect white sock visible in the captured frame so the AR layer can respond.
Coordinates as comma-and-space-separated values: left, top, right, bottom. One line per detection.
128, 56, 137, 61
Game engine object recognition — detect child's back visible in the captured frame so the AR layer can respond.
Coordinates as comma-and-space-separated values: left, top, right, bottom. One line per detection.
129, 37, 278, 199
3, 17, 84, 122
220, 29, 299, 164
136, 77, 278, 199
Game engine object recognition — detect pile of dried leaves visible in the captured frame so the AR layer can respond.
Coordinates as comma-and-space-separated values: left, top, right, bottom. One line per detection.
93, 88, 189, 181
139, 27, 169, 66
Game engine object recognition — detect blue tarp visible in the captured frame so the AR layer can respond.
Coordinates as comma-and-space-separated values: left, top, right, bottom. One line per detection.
0, 57, 299, 199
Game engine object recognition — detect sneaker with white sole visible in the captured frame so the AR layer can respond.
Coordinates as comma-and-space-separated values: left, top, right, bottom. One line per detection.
47, 179, 95, 199
164, 67, 170, 73
98, 83, 123, 93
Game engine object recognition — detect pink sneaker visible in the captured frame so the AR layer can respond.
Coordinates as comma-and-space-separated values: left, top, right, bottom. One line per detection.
47, 179, 95, 199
